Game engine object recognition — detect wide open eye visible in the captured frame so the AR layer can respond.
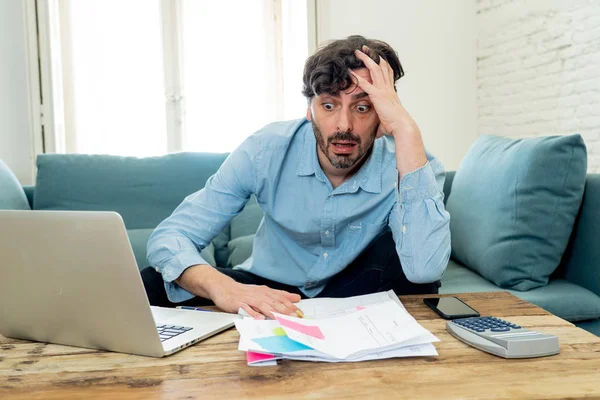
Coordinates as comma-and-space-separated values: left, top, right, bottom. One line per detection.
322, 103, 334, 111
356, 105, 371, 113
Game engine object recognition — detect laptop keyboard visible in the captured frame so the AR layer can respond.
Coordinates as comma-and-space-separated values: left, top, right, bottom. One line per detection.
156, 324, 193, 342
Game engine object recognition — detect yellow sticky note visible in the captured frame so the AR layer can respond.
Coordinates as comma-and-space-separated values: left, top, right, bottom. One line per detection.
273, 327, 287, 336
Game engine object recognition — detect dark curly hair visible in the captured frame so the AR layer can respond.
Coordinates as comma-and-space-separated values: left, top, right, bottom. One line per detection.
302, 35, 404, 100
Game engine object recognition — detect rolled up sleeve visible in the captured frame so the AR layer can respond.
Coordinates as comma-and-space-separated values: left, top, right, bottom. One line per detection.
147, 137, 259, 303
389, 156, 451, 284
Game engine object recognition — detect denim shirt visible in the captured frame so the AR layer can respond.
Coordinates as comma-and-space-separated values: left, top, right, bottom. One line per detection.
147, 118, 451, 302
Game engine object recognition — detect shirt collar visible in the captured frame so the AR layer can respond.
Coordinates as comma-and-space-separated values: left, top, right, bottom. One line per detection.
297, 121, 383, 194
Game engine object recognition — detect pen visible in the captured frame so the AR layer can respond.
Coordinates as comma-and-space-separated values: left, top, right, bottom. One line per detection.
176, 306, 213, 312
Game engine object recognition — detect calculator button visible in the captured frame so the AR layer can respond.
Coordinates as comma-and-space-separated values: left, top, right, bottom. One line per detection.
491, 327, 510, 332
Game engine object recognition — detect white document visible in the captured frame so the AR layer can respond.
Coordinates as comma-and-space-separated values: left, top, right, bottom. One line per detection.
237, 290, 403, 319
235, 318, 438, 363
297, 290, 405, 318
273, 300, 439, 360
283, 343, 438, 363
235, 291, 440, 364
248, 359, 278, 367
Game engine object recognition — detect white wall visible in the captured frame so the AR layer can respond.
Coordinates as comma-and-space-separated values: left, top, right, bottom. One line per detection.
0, 0, 35, 185
316, 0, 478, 171
477, 0, 600, 173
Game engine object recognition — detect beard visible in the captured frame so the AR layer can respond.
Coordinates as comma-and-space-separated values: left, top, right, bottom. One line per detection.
311, 119, 377, 170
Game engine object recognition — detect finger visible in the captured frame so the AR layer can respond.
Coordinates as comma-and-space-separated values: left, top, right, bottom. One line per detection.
355, 48, 385, 85
363, 45, 390, 82
277, 296, 304, 317
349, 70, 374, 94
268, 291, 303, 316
354, 48, 385, 86
255, 302, 276, 320
379, 56, 394, 86
240, 302, 265, 320
281, 291, 301, 302
374, 53, 389, 86
268, 299, 299, 317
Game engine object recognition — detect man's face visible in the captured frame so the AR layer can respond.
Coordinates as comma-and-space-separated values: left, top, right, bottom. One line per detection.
306, 68, 379, 170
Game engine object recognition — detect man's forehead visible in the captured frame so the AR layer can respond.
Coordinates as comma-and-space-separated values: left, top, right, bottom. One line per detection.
351, 67, 372, 82
318, 67, 371, 99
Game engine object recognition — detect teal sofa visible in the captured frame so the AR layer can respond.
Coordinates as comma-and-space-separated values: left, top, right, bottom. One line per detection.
1, 150, 599, 337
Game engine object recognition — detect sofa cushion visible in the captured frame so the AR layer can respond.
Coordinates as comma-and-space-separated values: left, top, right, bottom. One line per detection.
230, 195, 264, 240
34, 153, 228, 229
23, 186, 34, 208
212, 229, 231, 268
214, 195, 263, 268
127, 229, 156, 270
514, 279, 600, 322
440, 260, 504, 294
441, 260, 600, 322
227, 234, 255, 267
446, 134, 587, 291
127, 228, 217, 270
575, 319, 600, 337
0, 160, 30, 210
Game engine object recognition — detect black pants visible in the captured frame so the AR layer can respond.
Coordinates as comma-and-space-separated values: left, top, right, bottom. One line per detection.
141, 231, 440, 308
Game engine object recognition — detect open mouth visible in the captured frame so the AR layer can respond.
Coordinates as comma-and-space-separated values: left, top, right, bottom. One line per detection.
330, 141, 357, 154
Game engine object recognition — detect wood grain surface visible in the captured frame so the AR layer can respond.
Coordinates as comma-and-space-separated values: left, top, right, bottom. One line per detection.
1, 292, 599, 400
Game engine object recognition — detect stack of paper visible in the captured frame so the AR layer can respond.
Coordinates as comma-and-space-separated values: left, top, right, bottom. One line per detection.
235, 290, 439, 366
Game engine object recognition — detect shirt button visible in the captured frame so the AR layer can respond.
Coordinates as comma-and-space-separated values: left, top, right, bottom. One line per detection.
323, 253, 328, 259
402, 226, 407, 233
324, 230, 329, 235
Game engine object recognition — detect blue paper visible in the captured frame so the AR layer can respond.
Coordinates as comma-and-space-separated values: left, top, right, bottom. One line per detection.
252, 335, 313, 353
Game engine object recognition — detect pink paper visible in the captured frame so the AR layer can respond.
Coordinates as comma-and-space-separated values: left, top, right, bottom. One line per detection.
247, 351, 276, 364
276, 316, 325, 339
356, 306, 366, 311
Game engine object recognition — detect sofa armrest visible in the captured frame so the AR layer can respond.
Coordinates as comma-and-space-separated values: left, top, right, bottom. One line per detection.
22, 186, 34, 209
559, 174, 600, 297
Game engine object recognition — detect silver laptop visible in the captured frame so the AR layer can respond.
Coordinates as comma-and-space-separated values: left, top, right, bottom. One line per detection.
0, 210, 239, 357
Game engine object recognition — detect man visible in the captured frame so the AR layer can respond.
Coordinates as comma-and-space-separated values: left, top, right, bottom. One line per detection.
142, 35, 451, 320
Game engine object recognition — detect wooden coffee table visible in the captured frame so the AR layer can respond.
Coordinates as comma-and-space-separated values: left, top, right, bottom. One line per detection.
1, 292, 599, 399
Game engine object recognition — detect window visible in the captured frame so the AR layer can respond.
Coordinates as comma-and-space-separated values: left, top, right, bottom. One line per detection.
62, 0, 167, 157
40, 0, 311, 157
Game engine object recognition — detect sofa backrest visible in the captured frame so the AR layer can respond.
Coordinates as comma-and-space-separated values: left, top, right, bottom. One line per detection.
32, 152, 263, 268
30, 153, 599, 289
34, 153, 228, 230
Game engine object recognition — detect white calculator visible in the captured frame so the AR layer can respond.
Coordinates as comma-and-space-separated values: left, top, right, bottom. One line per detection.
446, 316, 560, 358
